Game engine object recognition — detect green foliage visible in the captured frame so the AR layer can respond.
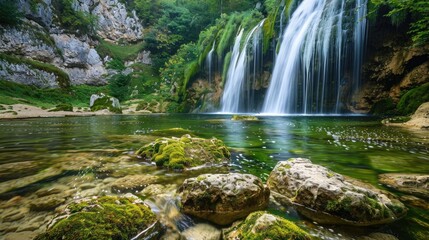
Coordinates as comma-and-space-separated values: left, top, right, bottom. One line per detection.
0, 0, 22, 25
35, 196, 157, 240
109, 74, 131, 102
52, 0, 97, 36
0, 80, 107, 108
48, 103, 73, 112
160, 43, 199, 100
370, 97, 397, 116
134, 0, 162, 26
0, 53, 70, 89
106, 59, 126, 71
96, 40, 145, 62
397, 82, 429, 115
370, 0, 429, 45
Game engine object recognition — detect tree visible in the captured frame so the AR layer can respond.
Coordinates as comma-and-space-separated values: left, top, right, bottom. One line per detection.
0, 0, 22, 25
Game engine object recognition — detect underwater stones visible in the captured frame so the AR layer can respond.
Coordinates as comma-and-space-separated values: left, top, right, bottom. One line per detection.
0, 161, 40, 180
89, 93, 122, 113
149, 128, 194, 137
110, 174, 159, 193
140, 184, 177, 198
35, 195, 160, 240
136, 134, 230, 170
267, 158, 407, 226
178, 173, 270, 225
223, 211, 312, 240
231, 115, 259, 121
379, 173, 429, 199
29, 194, 66, 211
182, 223, 221, 240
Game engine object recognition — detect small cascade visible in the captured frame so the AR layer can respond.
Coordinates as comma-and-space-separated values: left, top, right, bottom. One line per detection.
262, 0, 368, 114
221, 19, 265, 113
205, 41, 215, 85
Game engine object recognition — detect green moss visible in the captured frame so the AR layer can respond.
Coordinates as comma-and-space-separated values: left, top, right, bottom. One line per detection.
325, 196, 353, 214
149, 128, 194, 137
397, 83, 429, 115
136, 134, 230, 170
225, 211, 312, 240
0, 54, 70, 89
35, 196, 157, 240
0, 105, 5, 111
48, 103, 73, 112
91, 95, 122, 114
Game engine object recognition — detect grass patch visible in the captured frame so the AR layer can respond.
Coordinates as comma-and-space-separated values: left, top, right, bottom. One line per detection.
96, 40, 145, 62
0, 80, 107, 108
0, 53, 70, 88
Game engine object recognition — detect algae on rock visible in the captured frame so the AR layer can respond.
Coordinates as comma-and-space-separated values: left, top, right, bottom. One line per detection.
223, 211, 312, 240
35, 195, 161, 240
136, 134, 230, 170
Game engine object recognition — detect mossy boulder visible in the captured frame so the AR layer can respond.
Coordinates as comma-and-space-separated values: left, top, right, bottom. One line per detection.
178, 173, 270, 225
48, 103, 73, 112
90, 93, 122, 113
136, 134, 230, 170
267, 158, 407, 226
35, 195, 161, 240
223, 211, 312, 240
231, 115, 259, 121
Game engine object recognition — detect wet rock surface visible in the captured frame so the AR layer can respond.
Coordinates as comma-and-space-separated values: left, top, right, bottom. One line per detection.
179, 173, 270, 225
110, 174, 159, 193
379, 173, 429, 199
267, 158, 407, 226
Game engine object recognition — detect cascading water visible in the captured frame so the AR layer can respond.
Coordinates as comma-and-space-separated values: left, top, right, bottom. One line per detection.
262, 0, 368, 114
221, 19, 265, 113
206, 41, 215, 85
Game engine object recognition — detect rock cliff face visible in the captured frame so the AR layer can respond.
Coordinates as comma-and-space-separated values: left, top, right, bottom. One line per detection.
0, 0, 144, 88
73, 0, 143, 43
352, 21, 429, 112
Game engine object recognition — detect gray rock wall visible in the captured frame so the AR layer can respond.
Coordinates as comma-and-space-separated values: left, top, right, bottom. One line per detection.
0, 60, 59, 88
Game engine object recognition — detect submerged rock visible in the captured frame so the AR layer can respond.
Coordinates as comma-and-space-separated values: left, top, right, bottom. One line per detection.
89, 93, 122, 113
178, 173, 270, 225
182, 223, 221, 240
223, 211, 312, 240
231, 115, 259, 121
267, 158, 407, 226
110, 175, 159, 193
136, 134, 230, 170
379, 173, 429, 199
35, 195, 161, 240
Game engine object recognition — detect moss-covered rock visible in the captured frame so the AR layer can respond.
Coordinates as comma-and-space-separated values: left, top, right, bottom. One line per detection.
136, 134, 230, 170
379, 173, 429, 199
90, 93, 122, 113
231, 115, 259, 121
48, 103, 73, 112
179, 173, 270, 225
223, 211, 312, 240
35, 195, 161, 240
267, 158, 407, 226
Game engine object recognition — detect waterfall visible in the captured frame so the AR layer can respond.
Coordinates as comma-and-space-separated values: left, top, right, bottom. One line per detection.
262, 0, 368, 114
221, 19, 265, 113
206, 41, 215, 85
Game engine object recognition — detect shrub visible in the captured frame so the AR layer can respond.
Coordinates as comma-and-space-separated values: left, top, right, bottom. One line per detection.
0, 0, 22, 25
397, 82, 429, 115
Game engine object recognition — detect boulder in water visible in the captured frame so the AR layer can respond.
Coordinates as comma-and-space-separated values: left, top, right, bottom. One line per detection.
136, 134, 230, 170
223, 211, 312, 240
35, 195, 161, 240
90, 93, 121, 113
178, 173, 270, 225
267, 158, 407, 226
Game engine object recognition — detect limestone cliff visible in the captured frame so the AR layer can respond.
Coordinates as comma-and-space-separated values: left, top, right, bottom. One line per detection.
0, 0, 144, 88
